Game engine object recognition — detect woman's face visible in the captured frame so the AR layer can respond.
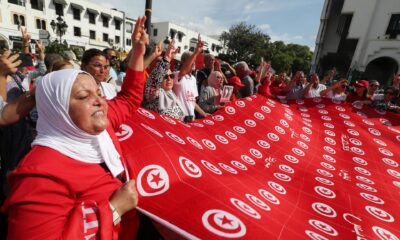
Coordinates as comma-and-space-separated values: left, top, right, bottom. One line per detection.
69, 74, 109, 135
162, 71, 174, 91
82, 55, 110, 84
214, 72, 224, 89
355, 85, 366, 96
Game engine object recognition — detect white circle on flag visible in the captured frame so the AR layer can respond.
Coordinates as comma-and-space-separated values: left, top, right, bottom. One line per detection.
372, 226, 399, 240
284, 113, 293, 121
302, 126, 313, 135
323, 146, 336, 155
362, 119, 375, 126
387, 169, 400, 179
215, 135, 229, 145
212, 115, 224, 121
225, 106, 236, 115
137, 165, 169, 197
368, 128, 381, 136
297, 141, 309, 149
321, 162, 335, 171
267, 133, 280, 142
335, 106, 346, 112
202, 209, 246, 238
321, 115, 332, 121
230, 198, 261, 219
318, 109, 328, 115
347, 129, 360, 136
365, 206, 394, 223
235, 100, 246, 108
257, 140, 271, 149
379, 148, 393, 157
241, 155, 256, 165
261, 106, 271, 113
352, 157, 368, 166
165, 131, 186, 145
137, 108, 156, 119
202, 139, 217, 150
268, 181, 287, 195
116, 124, 134, 141
279, 164, 294, 174
324, 130, 336, 137
244, 119, 257, 128
246, 194, 271, 211
201, 160, 222, 175
356, 183, 377, 192
160, 115, 176, 125
324, 137, 336, 146
225, 131, 238, 140
316, 103, 325, 109
351, 147, 365, 155
322, 154, 336, 163
382, 158, 399, 167
231, 161, 248, 171
233, 126, 246, 134
309, 219, 338, 236
259, 189, 280, 205
312, 202, 337, 218
219, 163, 238, 174
317, 169, 333, 178
203, 119, 215, 126
344, 120, 356, 127
300, 134, 311, 142
315, 186, 336, 199
354, 167, 371, 176
190, 122, 204, 128
349, 138, 363, 146
305, 230, 329, 240
360, 193, 384, 205
373, 138, 387, 146
284, 155, 299, 164
254, 112, 265, 120
280, 119, 290, 128
274, 173, 292, 182
339, 113, 350, 119
301, 113, 311, 118
292, 148, 305, 157
275, 126, 286, 135
249, 148, 262, 159
356, 175, 374, 185
323, 123, 335, 129
315, 177, 334, 186
187, 137, 204, 150
179, 156, 202, 178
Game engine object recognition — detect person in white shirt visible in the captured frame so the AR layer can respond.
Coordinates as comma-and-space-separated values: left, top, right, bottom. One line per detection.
172, 35, 208, 121
303, 74, 327, 98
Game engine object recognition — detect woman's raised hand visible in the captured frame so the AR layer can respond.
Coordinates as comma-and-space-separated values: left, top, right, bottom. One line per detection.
128, 16, 149, 71
165, 39, 177, 62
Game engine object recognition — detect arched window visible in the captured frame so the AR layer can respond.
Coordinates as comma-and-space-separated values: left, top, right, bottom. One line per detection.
13, 14, 19, 25
20, 16, 25, 26
41, 20, 46, 30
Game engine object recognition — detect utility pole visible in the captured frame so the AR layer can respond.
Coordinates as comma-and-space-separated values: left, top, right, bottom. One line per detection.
144, 0, 152, 35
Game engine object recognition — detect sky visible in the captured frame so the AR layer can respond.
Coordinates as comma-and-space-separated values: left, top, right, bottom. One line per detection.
91, 0, 324, 50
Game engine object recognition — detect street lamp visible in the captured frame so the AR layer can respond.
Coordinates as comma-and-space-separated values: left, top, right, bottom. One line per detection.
50, 15, 68, 43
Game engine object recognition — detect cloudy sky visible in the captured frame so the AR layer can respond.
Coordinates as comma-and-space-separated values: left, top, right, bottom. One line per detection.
92, 0, 324, 50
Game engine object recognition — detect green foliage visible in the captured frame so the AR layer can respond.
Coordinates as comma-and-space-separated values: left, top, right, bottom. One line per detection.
45, 40, 70, 55
220, 22, 313, 74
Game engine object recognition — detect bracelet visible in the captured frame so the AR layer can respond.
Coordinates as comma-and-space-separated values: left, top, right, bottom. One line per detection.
109, 203, 121, 225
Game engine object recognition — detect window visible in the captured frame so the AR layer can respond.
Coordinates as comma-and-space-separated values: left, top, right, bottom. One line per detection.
102, 16, 109, 28
386, 14, 400, 39
153, 28, 158, 36
36, 19, 41, 29
74, 27, 81, 37
177, 32, 183, 42
8, 0, 25, 6
115, 36, 120, 44
89, 30, 96, 40
103, 33, 108, 42
115, 20, 121, 30
42, 20, 46, 30
55, 3, 63, 16
88, 12, 96, 24
31, 0, 43, 11
126, 23, 132, 33
72, 8, 80, 20
13, 14, 26, 26
126, 38, 131, 46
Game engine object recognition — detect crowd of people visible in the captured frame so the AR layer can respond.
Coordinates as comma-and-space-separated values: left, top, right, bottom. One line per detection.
0, 14, 400, 239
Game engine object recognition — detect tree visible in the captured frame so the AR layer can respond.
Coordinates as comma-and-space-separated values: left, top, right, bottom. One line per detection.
219, 22, 270, 67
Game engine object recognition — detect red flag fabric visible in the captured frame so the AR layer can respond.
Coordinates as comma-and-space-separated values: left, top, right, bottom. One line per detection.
118, 95, 400, 239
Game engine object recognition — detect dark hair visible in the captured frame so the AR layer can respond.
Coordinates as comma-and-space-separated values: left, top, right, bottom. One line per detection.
81, 48, 107, 65
44, 53, 63, 71
51, 60, 73, 72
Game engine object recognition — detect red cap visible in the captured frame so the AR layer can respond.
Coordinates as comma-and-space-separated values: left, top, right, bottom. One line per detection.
355, 80, 369, 87
229, 76, 245, 87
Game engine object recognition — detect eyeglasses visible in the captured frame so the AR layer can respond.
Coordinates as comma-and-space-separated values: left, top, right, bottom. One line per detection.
163, 73, 174, 80
90, 63, 110, 70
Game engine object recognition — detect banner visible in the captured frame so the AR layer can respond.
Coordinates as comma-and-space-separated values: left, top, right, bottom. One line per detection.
118, 95, 400, 239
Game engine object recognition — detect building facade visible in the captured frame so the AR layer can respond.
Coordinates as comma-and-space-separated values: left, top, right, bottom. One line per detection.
150, 22, 224, 60
312, 0, 400, 86
0, 0, 135, 52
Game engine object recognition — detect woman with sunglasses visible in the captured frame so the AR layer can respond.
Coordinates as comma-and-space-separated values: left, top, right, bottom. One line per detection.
371, 86, 400, 113
346, 80, 369, 102
81, 49, 117, 99
142, 39, 185, 119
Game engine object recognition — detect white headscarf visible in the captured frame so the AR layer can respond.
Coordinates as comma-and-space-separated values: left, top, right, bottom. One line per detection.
33, 69, 124, 177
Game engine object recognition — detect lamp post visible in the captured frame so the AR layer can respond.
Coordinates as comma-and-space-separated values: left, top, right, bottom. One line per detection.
50, 15, 68, 43
144, 0, 152, 35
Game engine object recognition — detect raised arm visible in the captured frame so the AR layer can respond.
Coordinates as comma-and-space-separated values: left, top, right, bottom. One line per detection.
144, 40, 163, 70
178, 34, 203, 80
107, 16, 149, 128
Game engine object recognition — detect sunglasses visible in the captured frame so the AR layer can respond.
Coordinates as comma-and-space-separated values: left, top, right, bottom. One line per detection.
163, 73, 174, 80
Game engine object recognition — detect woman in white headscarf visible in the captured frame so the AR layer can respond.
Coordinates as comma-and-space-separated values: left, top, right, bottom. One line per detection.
199, 71, 225, 114
3, 16, 148, 240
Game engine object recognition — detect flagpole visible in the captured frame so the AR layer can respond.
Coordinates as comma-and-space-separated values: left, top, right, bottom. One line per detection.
144, 0, 152, 35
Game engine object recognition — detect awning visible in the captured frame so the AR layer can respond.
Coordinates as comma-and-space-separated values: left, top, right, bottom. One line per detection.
86, 8, 99, 15
113, 16, 123, 21
53, 0, 67, 6
101, 12, 112, 19
71, 3, 84, 11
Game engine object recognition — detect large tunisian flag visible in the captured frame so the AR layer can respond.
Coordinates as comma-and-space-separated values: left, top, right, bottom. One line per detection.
117, 95, 400, 239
